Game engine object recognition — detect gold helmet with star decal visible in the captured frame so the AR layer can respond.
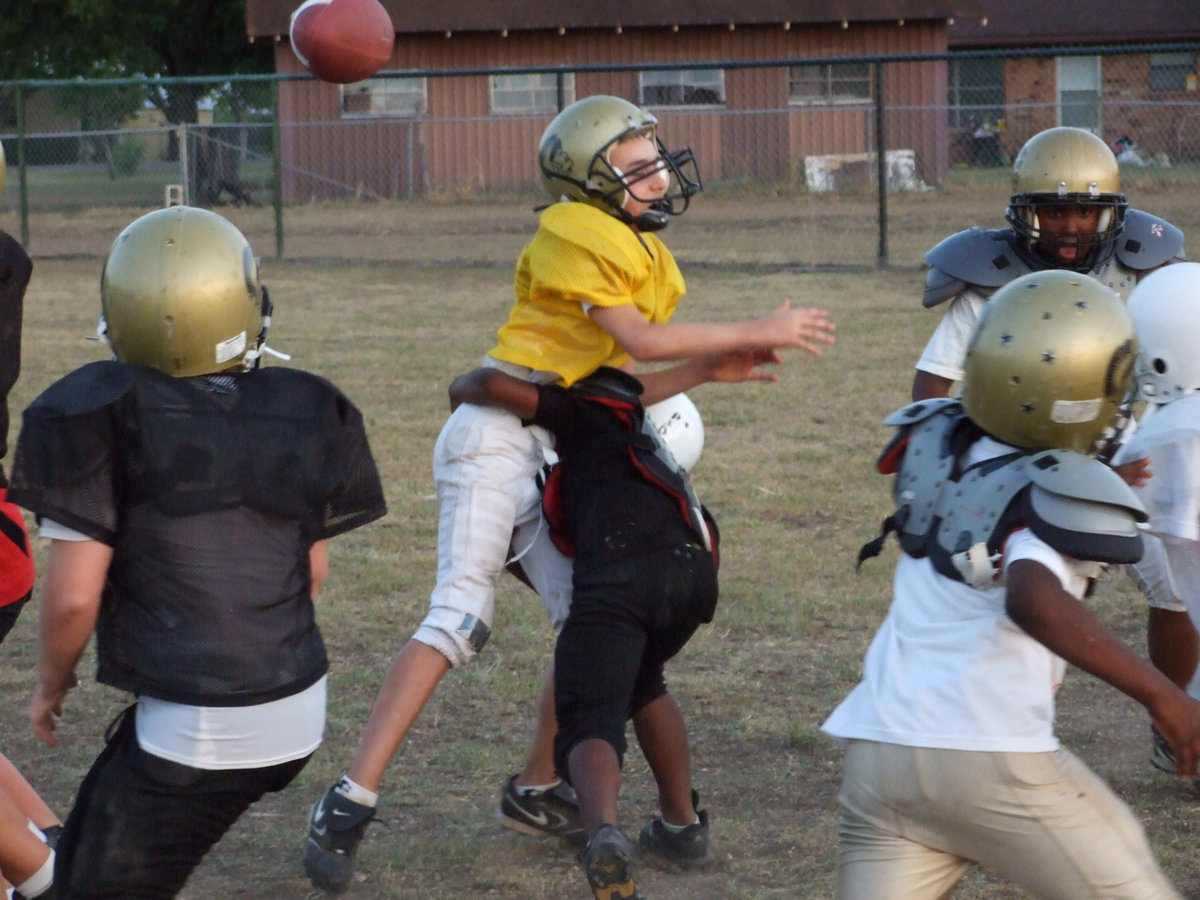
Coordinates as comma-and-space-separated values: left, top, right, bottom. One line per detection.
961, 269, 1135, 454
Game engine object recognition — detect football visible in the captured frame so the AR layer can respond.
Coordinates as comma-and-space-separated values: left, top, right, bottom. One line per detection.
289, 0, 395, 84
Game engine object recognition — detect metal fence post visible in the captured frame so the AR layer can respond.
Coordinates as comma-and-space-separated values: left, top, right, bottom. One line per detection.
874, 63, 888, 269
178, 124, 190, 205
15, 84, 27, 249
272, 79, 283, 259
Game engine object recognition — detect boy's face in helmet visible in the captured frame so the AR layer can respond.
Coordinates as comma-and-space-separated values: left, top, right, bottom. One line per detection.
608, 133, 669, 226
1032, 202, 1105, 267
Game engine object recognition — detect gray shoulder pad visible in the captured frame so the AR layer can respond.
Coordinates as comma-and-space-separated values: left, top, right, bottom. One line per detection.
882, 397, 959, 427
1023, 450, 1147, 564
1116, 209, 1186, 270
922, 227, 1035, 307
922, 266, 969, 309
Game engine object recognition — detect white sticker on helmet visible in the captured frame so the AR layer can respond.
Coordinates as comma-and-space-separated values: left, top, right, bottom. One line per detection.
216, 331, 248, 364
1050, 397, 1101, 424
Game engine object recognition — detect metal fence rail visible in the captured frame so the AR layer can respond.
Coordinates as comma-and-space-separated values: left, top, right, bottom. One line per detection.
2, 44, 1199, 267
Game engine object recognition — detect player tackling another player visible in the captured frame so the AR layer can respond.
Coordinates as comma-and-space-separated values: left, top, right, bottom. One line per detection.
302, 94, 834, 895
449, 363, 731, 900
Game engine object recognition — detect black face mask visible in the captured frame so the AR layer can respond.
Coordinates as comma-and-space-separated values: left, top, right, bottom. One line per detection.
603, 141, 703, 232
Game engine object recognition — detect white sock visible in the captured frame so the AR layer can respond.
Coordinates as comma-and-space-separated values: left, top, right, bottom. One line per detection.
334, 775, 378, 808
661, 814, 700, 832
14, 850, 54, 898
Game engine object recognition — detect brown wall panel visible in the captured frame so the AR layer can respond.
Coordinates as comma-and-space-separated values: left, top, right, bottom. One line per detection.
271, 22, 955, 200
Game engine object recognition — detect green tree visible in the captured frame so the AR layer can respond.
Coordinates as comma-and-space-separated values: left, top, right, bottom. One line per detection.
2, 0, 273, 201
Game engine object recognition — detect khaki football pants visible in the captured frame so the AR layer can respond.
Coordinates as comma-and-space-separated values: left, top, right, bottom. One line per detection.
835, 739, 1180, 900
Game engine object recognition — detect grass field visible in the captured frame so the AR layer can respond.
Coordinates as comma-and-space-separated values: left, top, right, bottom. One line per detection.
2, 199, 1200, 899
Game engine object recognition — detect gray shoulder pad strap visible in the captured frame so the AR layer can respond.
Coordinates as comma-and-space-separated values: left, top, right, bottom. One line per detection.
1116, 209, 1187, 270
883, 397, 959, 428
922, 227, 1034, 308
1023, 450, 1147, 564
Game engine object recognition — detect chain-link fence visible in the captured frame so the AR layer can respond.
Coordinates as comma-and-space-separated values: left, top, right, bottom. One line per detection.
2, 44, 1199, 267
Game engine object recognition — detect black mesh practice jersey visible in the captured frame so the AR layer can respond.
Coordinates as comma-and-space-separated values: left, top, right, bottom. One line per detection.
534, 372, 715, 570
9, 361, 387, 705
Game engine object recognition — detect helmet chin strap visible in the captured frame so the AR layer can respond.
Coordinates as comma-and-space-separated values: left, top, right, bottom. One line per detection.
243, 285, 291, 370
615, 203, 671, 232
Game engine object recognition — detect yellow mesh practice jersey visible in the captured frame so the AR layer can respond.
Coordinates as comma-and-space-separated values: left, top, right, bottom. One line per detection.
490, 202, 685, 386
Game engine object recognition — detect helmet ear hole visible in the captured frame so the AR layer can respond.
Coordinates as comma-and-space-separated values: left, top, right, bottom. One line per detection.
1128, 263, 1200, 405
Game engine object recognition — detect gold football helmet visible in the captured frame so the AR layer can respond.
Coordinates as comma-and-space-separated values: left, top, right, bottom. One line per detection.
961, 270, 1136, 454
1005, 127, 1127, 270
101, 206, 268, 377
537, 94, 701, 230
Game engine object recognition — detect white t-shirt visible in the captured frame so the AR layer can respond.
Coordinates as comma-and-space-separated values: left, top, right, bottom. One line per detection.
1116, 394, 1200, 620
39, 518, 325, 769
821, 438, 1101, 753
915, 256, 1139, 383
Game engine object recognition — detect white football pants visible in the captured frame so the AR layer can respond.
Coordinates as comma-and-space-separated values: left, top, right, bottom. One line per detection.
414, 400, 573, 666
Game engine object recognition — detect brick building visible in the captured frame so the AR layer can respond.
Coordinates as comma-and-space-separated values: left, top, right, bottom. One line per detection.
245, 1, 983, 200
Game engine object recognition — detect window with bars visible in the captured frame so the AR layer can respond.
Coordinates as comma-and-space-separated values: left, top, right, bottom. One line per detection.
948, 57, 1005, 128
788, 63, 872, 104
341, 77, 427, 117
491, 73, 574, 114
1150, 51, 1195, 92
639, 70, 725, 107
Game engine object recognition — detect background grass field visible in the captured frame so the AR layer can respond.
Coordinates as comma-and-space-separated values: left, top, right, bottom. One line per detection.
2, 193, 1199, 899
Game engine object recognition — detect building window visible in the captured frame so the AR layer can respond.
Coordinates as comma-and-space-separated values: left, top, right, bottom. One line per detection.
491, 73, 574, 114
639, 70, 725, 107
788, 63, 872, 104
341, 77, 427, 117
1150, 51, 1194, 92
948, 57, 1005, 129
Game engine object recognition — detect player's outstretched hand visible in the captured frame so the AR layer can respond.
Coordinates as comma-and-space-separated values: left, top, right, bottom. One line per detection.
758, 301, 836, 357
701, 347, 782, 384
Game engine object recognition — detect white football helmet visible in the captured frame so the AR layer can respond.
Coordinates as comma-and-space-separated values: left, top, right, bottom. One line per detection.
646, 392, 704, 471
1127, 262, 1200, 405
